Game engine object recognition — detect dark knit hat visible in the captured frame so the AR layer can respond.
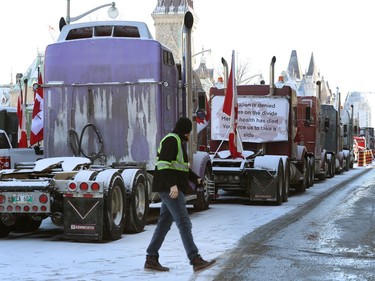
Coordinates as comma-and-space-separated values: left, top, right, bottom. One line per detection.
173, 117, 192, 134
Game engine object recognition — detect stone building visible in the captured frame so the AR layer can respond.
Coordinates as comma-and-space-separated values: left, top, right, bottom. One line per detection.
152, 0, 213, 95
152, 0, 196, 64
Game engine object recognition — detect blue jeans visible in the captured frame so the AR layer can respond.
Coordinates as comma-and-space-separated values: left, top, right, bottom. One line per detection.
146, 191, 199, 261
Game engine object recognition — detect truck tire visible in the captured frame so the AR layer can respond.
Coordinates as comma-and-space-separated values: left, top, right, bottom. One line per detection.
345, 154, 351, 171
274, 159, 283, 206
0, 221, 12, 238
194, 165, 211, 211
327, 156, 334, 178
282, 158, 290, 202
14, 215, 42, 232
102, 173, 127, 241
308, 157, 315, 187
295, 158, 307, 192
122, 169, 148, 233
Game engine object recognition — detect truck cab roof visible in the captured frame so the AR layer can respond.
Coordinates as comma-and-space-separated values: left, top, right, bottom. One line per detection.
57, 21, 154, 42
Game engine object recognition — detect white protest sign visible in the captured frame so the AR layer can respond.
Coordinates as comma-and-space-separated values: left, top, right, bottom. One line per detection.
211, 95, 289, 143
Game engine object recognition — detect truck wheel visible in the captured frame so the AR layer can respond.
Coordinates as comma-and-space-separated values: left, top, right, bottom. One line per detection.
308, 157, 315, 187
102, 173, 127, 241
295, 158, 307, 192
331, 155, 336, 177
327, 157, 334, 178
345, 155, 350, 171
122, 169, 148, 233
0, 220, 12, 238
14, 215, 42, 232
274, 159, 283, 206
194, 165, 211, 211
317, 171, 326, 181
305, 158, 312, 188
282, 159, 290, 202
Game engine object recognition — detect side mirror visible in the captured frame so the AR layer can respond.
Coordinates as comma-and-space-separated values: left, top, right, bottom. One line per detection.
304, 107, 311, 126
324, 117, 330, 132
343, 124, 348, 137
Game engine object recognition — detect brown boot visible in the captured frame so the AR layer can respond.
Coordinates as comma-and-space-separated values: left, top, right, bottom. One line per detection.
191, 255, 216, 272
144, 255, 170, 272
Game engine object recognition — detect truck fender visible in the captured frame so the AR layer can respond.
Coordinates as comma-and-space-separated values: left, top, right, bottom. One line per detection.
254, 155, 283, 174
296, 145, 307, 161
254, 155, 285, 204
191, 151, 212, 210
34, 157, 91, 172
121, 169, 148, 233
343, 149, 350, 158
73, 170, 98, 181
191, 151, 212, 178
337, 151, 344, 162
95, 169, 121, 188
321, 149, 327, 162
95, 169, 127, 240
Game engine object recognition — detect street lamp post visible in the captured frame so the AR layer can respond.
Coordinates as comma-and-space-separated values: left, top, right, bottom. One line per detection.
66, 1, 119, 24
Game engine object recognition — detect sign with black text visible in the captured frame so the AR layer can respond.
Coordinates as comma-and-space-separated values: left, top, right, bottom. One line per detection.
211, 95, 289, 143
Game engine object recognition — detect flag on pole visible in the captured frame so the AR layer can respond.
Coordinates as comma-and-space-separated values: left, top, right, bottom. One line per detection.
30, 72, 44, 145
17, 85, 28, 148
222, 50, 243, 159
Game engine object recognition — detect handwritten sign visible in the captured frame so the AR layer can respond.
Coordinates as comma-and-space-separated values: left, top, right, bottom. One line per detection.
211, 95, 289, 143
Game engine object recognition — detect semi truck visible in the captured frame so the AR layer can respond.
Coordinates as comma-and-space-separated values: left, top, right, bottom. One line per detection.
206, 57, 310, 206
296, 95, 329, 183
321, 104, 350, 174
341, 104, 359, 168
0, 12, 212, 241
359, 127, 374, 152
0, 107, 19, 149
0, 129, 43, 170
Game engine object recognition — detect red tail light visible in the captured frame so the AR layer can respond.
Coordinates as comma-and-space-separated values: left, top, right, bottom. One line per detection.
68, 182, 77, 191
39, 194, 48, 204
80, 182, 89, 191
0, 194, 5, 204
91, 182, 100, 191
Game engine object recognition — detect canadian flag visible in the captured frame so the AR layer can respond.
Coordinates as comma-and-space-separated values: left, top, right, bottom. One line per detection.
30, 72, 44, 145
17, 85, 28, 148
222, 50, 243, 159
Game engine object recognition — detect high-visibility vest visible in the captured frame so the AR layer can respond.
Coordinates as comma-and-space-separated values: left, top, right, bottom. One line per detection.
156, 133, 189, 172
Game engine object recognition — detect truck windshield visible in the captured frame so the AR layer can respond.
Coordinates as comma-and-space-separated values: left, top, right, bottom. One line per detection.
0, 134, 10, 148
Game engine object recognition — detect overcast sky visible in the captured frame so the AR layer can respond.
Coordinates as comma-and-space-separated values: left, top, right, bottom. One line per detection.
1, 0, 374, 97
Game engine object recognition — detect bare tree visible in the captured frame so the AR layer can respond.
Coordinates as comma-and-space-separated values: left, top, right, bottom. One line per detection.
214, 56, 263, 86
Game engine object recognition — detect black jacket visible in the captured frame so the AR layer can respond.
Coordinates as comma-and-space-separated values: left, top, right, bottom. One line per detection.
152, 133, 199, 193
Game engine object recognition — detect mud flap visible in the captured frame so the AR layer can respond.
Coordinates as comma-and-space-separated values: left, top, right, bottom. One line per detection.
63, 196, 104, 240
249, 169, 278, 202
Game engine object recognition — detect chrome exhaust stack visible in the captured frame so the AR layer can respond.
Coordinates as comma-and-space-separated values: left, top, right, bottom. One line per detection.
182, 11, 195, 157
221, 57, 229, 88
269, 56, 276, 96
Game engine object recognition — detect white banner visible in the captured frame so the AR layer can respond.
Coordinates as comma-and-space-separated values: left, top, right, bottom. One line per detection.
211, 95, 290, 143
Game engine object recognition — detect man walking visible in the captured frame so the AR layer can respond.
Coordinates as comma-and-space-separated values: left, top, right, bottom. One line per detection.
144, 117, 216, 272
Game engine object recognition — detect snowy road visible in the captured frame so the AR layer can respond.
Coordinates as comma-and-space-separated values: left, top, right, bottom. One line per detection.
1, 165, 371, 281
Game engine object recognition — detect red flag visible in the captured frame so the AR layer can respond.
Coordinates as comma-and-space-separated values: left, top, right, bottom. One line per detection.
222, 51, 243, 159
205, 97, 211, 122
30, 72, 44, 145
17, 86, 28, 148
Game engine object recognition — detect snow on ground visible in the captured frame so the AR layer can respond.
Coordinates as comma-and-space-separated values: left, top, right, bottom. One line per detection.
1, 166, 370, 281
